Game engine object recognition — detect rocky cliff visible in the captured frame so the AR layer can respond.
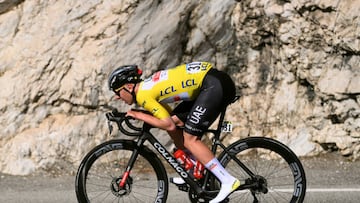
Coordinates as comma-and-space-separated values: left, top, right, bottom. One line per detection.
0, 0, 359, 175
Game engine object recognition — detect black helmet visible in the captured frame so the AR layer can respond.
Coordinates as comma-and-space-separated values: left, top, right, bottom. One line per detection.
108, 65, 142, 92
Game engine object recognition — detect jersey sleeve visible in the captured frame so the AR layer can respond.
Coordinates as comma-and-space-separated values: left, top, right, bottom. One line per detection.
142, 98, 171, 119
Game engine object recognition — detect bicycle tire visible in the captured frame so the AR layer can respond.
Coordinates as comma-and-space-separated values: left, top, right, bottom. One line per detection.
75, 139, 169, 203
216, 137, 306, 203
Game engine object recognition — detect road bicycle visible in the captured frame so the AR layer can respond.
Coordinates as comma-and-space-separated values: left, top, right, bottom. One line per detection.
75, 96, 306, 202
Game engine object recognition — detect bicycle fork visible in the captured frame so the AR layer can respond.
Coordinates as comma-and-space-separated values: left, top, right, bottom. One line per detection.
116, 134, 149, 189
118, 147, 140, 189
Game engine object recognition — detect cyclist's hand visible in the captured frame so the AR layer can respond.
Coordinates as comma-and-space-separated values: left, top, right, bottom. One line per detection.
126, 109, 146, 119
126, 109, 137, 119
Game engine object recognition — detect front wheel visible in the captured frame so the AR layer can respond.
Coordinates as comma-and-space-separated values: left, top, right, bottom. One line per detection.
217, 137, 306, 203
75, 139, 168, 203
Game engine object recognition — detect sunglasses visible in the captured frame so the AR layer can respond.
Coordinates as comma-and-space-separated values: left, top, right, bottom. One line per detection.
114, 85, 125, 96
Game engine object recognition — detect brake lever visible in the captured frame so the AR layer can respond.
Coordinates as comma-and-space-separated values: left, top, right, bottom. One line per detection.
105, 112, 116, 135
105, 110, 144, 136
107, 120, 114, 135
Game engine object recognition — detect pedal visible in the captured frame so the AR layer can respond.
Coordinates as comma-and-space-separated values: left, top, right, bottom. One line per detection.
170, 177, 189, 192
177, 184, 189, 192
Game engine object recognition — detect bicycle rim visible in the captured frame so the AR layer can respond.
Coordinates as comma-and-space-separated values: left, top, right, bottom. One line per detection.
76, 140, 168, 203
218, 137, 306, 203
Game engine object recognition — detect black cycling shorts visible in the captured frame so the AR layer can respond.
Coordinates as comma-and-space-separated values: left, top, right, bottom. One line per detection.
172, 68, 236, 136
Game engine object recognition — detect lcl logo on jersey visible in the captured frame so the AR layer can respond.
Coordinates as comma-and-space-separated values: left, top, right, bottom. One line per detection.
181, 79, 197, 88
160, 86, 177, 96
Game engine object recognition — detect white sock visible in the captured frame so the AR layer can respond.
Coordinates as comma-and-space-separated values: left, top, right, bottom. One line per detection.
205, 158, 233, 184
205, 158, 240, 203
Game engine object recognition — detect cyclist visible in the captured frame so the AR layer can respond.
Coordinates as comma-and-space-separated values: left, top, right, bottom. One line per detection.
108, 62, 240, 203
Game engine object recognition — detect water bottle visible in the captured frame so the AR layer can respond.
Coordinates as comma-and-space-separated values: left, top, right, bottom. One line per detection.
193, 160, 205, 179
173, 149, 194, 171
174, 149, 204, 179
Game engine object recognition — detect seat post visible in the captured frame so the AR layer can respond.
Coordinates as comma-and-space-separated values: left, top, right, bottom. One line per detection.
214, 95, 240, 136
211, 94, 240, 139
215, 106, 228, 137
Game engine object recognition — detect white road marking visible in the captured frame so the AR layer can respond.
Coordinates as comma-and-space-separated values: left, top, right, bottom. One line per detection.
307, 188, 360, 192
235, 188, 360, 193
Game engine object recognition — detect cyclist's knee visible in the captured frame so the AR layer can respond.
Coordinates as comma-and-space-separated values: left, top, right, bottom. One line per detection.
183, 132, 201, 148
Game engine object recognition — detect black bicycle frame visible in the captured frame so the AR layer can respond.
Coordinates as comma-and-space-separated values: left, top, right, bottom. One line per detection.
120, 122, 221, 197
119, 102, 256, 197
146, 132, 207, 195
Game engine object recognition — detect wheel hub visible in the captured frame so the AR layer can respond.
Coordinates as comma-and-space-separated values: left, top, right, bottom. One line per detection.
251, 175, 268, 194
110, 176, 133, 197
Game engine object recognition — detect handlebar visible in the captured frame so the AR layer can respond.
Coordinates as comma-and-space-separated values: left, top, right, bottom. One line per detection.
105, 109, 144, 137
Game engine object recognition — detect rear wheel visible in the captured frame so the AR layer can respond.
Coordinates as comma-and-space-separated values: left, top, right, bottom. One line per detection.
75, 139, 168, 203
217, 137, 306, 203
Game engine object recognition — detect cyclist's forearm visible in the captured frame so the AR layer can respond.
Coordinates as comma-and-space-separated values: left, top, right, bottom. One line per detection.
127, 110, 176, 132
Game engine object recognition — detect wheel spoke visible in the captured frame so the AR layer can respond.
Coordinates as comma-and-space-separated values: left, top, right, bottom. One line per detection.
75, 141, 168, 203
217, 137, 306, 203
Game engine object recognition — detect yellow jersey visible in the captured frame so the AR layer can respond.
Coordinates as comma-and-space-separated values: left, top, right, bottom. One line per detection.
136, 62, 212, 119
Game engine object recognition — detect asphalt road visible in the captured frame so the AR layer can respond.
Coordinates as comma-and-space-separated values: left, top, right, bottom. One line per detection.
1, 153, 359, 203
